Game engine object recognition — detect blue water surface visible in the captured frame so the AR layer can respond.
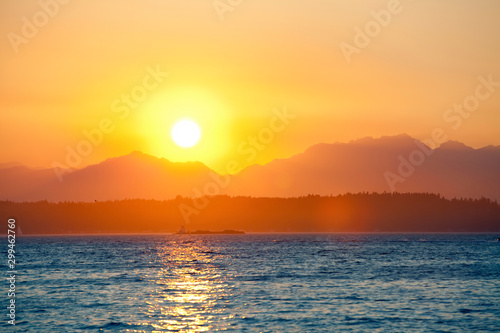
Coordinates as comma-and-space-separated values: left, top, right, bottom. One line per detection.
5, 233, 500, 332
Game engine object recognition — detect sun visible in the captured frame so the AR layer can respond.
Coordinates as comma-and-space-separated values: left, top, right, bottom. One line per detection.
171, 120, 201, 148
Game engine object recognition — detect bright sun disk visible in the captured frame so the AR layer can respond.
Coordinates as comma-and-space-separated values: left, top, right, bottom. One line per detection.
171, 120, 201, 148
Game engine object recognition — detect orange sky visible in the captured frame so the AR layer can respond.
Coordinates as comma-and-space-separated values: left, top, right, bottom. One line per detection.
1, 0, 499, 172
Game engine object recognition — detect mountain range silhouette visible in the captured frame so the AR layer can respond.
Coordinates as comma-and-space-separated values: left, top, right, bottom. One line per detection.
1, 134, 499, 202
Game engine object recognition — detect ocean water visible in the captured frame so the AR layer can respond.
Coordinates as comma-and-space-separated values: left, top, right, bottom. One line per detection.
6, 233, 500, 332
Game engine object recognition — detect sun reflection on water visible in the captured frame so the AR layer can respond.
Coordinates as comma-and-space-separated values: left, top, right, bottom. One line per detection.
129, 239, 234, 332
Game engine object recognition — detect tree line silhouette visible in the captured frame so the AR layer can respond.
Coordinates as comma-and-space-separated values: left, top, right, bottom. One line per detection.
1, 192, 499, 234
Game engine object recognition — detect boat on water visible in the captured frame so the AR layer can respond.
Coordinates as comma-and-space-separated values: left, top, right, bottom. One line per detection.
176, 226, 245, 235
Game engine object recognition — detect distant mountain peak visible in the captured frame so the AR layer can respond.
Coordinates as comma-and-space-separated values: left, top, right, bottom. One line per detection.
92, 151, 156, 167
302, 134, 421, 157
98, 151, 209, 169
438, 141, 473, 151
479, 145, 500, 151
350, 133, 413, 145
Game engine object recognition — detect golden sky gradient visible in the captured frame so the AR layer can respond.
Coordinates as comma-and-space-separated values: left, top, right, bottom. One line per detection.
1, 0, 499, 172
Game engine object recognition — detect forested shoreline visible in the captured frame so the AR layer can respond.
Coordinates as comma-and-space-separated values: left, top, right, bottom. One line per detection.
1, 193, 499, 234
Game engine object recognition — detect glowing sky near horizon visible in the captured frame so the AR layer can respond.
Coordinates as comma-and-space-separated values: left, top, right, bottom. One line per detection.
0, 0, 499, 171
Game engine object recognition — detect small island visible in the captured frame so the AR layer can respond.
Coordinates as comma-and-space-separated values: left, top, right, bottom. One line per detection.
177, 226, 245, 235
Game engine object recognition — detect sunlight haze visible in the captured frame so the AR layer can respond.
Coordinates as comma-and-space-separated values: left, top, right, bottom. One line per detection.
1, 0, 499, 171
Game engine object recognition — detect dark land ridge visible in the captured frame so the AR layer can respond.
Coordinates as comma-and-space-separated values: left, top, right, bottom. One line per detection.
1, 193, 499, 234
